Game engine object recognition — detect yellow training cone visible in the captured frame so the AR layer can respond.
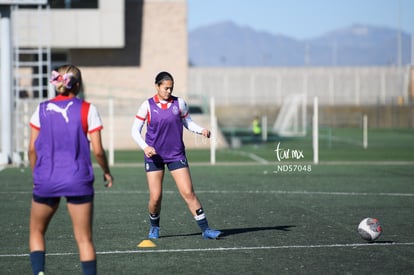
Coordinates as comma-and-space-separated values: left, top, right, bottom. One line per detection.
137, 240, 156, 248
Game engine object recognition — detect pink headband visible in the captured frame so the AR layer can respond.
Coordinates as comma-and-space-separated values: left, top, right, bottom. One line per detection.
49, 70, 74, 89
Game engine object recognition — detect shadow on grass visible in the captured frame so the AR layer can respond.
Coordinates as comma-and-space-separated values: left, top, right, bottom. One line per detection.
366, 240, 396, 244
220, 225, 296, 237
160, 225, 295, 239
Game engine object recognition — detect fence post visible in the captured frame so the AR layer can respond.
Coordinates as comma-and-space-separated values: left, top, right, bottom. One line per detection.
108, 97, 114, 166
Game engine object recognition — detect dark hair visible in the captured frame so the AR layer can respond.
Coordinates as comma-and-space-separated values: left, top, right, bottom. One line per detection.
155, 71, 174, 85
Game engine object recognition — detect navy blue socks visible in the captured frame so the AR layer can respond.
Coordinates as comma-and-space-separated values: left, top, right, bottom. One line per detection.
30, 250, 96, 274
149, 213, 160, 227
149, 209, 210, 232
195, 208, 209, 232
81, 260, 97, 275
30, 251, 45, 275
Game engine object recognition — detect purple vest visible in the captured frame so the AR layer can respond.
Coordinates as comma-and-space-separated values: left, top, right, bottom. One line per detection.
33, 97, 94, 197
145, 96, 186, 162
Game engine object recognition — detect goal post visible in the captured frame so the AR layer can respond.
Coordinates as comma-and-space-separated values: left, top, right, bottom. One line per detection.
363, 114, 368, 149
313, 97, 319, 164
210, 97, 216, 165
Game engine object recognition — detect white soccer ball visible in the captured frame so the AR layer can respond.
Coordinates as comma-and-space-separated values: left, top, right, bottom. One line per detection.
357, 217, 382, 241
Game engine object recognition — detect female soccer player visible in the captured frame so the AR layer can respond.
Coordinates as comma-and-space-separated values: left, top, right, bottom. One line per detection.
131, 71, 221, 240
28, 64, 114, 275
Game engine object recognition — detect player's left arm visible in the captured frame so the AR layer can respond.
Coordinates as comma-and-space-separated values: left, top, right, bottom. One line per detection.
90, 130, 113, 187
179, 98, 210, 138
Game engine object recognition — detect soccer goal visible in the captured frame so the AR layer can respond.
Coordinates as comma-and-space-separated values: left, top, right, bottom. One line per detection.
273, 93, 307, 137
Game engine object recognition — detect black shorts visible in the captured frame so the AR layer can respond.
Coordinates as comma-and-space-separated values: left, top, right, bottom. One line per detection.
33, 194, 94, 207
145, 159, 189, 172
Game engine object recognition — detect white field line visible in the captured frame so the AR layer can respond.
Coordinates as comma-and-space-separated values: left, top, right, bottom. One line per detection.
1, 190, 414, 197
2, 242, 414, 258
235, 151, 269, 164
106, 160, 414, 167
1, 161, 414, 170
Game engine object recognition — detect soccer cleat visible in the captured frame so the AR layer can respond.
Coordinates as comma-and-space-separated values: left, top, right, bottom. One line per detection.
202, 228, 222, 239
148, 226, 160, 239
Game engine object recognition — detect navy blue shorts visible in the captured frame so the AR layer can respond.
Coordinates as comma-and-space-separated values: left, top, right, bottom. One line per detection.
145, 159, 189, 172
33, 194, 94, 207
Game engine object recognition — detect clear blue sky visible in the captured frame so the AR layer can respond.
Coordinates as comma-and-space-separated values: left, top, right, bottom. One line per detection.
187, 0, 414, 39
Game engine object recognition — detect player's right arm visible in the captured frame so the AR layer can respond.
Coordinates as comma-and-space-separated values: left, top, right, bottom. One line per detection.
28, 128, 39, 171
131, 101, 157, 158
131, 100, 150, 152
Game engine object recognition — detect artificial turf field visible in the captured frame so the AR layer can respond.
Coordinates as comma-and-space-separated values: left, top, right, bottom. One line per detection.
1, 128, 414, 274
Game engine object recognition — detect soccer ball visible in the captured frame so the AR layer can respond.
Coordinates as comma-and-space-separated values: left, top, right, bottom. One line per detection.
357, 217, 382, 241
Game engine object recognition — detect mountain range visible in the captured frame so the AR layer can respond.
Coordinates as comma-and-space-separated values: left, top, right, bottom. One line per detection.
189, 21, 412, 67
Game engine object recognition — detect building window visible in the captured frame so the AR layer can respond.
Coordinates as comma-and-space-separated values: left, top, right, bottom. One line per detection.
19, 0, 98, 9
49, 0, 98, 9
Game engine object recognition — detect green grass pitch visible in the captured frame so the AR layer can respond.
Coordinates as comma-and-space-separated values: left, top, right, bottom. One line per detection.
1, 128, 414, 274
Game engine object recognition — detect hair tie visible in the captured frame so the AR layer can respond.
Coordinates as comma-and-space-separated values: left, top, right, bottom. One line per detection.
50, 70, 74, 89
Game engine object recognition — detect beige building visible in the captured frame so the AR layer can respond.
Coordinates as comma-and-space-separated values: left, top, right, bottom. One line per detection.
8, 0, 225, 153
13, 0, 188, 97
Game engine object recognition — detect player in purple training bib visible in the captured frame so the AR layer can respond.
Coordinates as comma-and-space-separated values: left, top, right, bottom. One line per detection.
28, 64, 114, 275
132, 71, 221, 240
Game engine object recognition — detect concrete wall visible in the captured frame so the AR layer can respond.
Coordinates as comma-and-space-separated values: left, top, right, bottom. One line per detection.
188, 66, 412, 106
188, 66, 413, 130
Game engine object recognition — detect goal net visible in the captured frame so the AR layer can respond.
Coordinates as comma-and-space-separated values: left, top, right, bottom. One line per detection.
273, 94, 307, 137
